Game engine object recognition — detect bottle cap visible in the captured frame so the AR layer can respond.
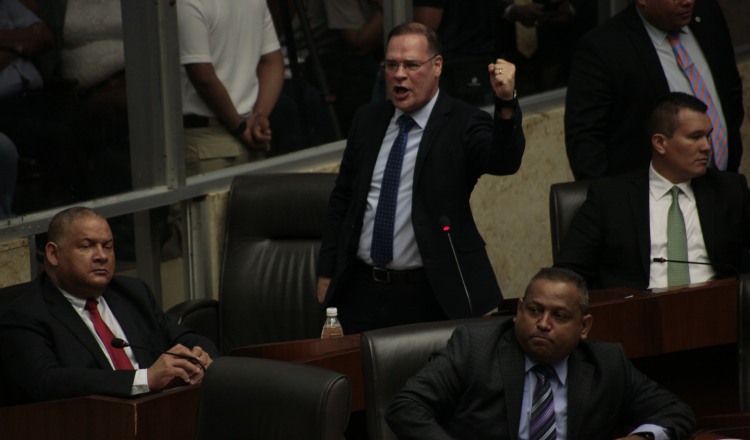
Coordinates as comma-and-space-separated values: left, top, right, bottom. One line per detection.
326, 307, 338, 317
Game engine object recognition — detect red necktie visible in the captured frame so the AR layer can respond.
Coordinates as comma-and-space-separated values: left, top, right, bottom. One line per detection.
85, 299, 134, 370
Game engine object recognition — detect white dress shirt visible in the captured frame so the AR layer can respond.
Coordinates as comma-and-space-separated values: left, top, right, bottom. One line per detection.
648, 164, 715, 288
61, 289, 150, 395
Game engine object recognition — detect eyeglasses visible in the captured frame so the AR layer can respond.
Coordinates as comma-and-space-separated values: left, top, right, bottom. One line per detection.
381, 54, 439, 72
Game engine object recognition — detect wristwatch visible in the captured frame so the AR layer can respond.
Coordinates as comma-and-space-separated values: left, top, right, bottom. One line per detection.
229, 119, 247, 139
497, 89, 517, 109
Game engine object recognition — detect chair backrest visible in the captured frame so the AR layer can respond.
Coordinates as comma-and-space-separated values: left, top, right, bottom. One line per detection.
738, 272, 750, 411
0, 282, 27, 309
549, 180, 590, 263
219, 173, 337, 352
360, 316, 512, 440
194, 356, 351, 440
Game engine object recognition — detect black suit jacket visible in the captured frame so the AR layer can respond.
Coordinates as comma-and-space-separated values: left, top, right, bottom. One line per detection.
386, 320, 695, 440
565, 0, 743, 180
0, 274, 219, 405
318, 92, 525, 318
555, 168, 750, 290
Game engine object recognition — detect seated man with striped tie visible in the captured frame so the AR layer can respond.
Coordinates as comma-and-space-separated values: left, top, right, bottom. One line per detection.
0, 207, 219, 405
387, 267, 695, 440
555, 92, 750, 291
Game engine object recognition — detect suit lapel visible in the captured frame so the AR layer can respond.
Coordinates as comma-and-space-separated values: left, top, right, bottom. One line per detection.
688, 2, 718, 80
42, 278, 111, 369
103, 285, 151, 366
628, 170, 652, 281
692, 174, 716, 260
623, 5, 670, 95
565, 349, 594, 439
499, 329, 527, 439
414, 93, 451, 184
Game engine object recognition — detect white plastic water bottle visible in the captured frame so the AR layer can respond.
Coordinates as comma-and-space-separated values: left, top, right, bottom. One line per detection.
321, 307, 344, 338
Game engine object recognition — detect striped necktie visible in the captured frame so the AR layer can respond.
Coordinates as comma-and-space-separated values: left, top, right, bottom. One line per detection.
667, 32, 727, 170
371, 115, 416, 268
530, 365, 557, 440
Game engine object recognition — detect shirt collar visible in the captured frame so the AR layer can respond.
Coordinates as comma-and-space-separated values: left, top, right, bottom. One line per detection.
638, 8, 689, 48
394, 89, 440, 130
649, 162, 695, 202
58, 287, 103, 314
524, 355, 569, 386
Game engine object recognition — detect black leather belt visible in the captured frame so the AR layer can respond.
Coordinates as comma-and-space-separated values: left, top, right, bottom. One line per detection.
183, 114, 212, 128
355, 260, 427, 284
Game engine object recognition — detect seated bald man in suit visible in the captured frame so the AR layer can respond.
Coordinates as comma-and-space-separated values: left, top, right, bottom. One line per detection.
387, 267, 694, 440
556, 92, 750, 290
0, 207, 219, 405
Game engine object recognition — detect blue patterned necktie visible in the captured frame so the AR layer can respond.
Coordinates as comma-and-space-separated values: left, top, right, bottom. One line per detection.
667, 186, 691, 287
530, 365, 557, 440
371, 115, 416, 268
667, 32, 727, 170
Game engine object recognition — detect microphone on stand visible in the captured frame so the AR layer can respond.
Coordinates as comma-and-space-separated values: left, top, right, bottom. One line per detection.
111, 338, 206, 372
439, 215, 473, 316
652, 257, 738, 279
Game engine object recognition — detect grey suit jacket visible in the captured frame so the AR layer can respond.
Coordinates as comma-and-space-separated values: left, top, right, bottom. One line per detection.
0, 274, 219, 405
386, 320, 695, 440
555, 168, 750, 290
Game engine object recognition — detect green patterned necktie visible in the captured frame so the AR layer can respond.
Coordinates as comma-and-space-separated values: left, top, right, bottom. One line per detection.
667, 186, 690, 287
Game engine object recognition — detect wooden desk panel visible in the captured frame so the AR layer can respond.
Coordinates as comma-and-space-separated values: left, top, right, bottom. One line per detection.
587, 279, 737, 358
232, 335, 365, 411
0, 384, 200, 440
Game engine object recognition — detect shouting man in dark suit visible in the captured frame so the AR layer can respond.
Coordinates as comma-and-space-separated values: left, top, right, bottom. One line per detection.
0, 207, 218, 405
557, 92, 750, 290
316, 22, 525, 333
387, 267, 695, 440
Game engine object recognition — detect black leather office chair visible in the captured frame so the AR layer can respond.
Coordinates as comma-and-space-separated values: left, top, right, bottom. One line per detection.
194, 356, 351, 440
548, 180, 590, 263
167, 172, 337, 353
0, 282, 28, 309
359, 316, 512, 440
738, 272, 750, 411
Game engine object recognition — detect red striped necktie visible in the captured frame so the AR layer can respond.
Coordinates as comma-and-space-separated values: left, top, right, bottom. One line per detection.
667, 32, 728, 170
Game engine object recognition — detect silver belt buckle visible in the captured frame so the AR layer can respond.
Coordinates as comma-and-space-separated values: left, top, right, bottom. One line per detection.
372, 267, 391, 283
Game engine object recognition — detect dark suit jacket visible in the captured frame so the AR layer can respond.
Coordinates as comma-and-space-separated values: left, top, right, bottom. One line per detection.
0, 274, 219, 405
555, 168, 750, 290
565, 0, 743, 180
317, 93, 525, 318
386, 320, 695, 440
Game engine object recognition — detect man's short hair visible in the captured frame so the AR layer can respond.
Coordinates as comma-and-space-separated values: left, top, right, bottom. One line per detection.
647, 92, 708, 138
386, 22, 442, 57
525, 267, 589, 313
48, 207, 102, 244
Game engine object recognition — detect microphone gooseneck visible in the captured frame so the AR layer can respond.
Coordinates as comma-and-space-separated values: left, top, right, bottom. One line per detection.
651, 257, 738, 279
110, 338, 206, 372
439, 215, 473, 316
